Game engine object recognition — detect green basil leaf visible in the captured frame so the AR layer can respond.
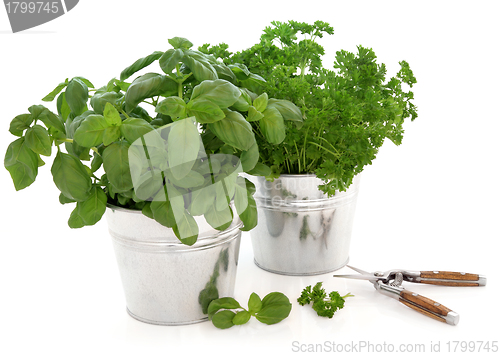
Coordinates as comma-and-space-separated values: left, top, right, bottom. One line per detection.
211, 63, 238, 84
188, 185, 215, 216
181, 50, 218, 82
120, 118, 154, 144
133, 169, 164, 201
117, 193, 131, 206
255, 303, 292, 325
208, 110, 256, 151
51, 151, 91, 201
150, 186, 176, 222
260, 106, 286, 144
38, 109, 66, 134
4, 137, 38, 191
172, 209, 199, 246
261, 291, 291, 308
90, 152, 103, 172
124, 73, 178, 112
68, 207, 85, 228
240, 142, 259, 172
267, 98, 303, 122
166, 170, 205, 189
207, 297, 241, 319
142, 202, 154, 219
66, 78, 89, 115
231, 89, 252, 112
120, 51, 164, 81
232, 310, 251, 325
73, 114, 109, 147
246, 106, 264, 122
36, 154, 45, 167
238, 194, 257, 231
27, 104, 46, 120
233, 181, 248, 216
57, 92, 71, 121
247, 162, 271, 177
59, 192, 76, 204
73, 77, 94, 89
42, 80, 68, 102
212, 310, 236, 329
150, 113, 173, 127
244, 177, 256, 196
190, 79, 241, 108
103, 102, 122, 126
130, 105, 152, 122
240, 73, 266, 92
74, 186, 107, 226
187, 98, 225, 124
90, 91, 123, 115
168, 37, 193, 50
228, 63, 251, 80
159, 48, 184, 75
9, 113, 33, 137
102, 141, 133, 193
253, 93, 268, 112
254, 292, 292, 325
155, 96, 187, 119
248, 292, 262, 314
167, 117, 201, 180
102, 126, 121, 146
25, 124, 51, 156
205, 202, 233, 231
66, 111, 93, 138
65, 110, 94, 160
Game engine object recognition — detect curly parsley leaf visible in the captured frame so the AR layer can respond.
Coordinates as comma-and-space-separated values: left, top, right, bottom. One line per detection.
298, 282, 353, 319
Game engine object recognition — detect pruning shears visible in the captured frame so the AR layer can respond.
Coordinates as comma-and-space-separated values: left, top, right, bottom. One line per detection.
333, 265, 487, 325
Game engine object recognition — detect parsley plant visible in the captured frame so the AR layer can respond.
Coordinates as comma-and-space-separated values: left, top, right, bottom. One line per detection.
201, 20, 418, 195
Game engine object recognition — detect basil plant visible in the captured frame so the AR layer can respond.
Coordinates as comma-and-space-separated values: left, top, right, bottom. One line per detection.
4, 37, 303, 246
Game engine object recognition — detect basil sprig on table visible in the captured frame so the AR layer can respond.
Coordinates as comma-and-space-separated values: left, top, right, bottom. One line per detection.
4, 37, 303, 245
208, 292, 292, 329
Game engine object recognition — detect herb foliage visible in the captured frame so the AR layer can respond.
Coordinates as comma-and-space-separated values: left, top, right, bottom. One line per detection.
4, 37, 302, 245
298, 282, 353, 318
208, 291, 292, 329
202, 20, 418, 195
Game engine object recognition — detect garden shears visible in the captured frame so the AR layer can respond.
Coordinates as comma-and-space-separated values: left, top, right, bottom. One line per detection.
333, 265, 487, 325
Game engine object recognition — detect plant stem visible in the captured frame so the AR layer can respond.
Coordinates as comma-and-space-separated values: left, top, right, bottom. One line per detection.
176, 64, 183, 99
119, 109, 130, 119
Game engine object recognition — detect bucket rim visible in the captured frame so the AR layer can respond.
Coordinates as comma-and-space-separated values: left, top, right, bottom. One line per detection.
105, 203, 244, 247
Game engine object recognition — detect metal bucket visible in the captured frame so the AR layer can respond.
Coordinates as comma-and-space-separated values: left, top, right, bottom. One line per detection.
106, 205, 242, 325
249, 174, 360, 275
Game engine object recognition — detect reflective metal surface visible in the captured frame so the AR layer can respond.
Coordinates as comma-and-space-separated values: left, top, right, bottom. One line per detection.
106, 205, 242, 325
249, 174, 360, 275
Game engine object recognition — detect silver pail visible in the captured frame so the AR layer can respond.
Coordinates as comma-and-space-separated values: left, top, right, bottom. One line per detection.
106, 205, 242, 325
249, 174, 360, 275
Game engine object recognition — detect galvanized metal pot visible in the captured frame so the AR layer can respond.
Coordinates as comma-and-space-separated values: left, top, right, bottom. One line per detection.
249, 174, 360, 275
106, 205, 242, 325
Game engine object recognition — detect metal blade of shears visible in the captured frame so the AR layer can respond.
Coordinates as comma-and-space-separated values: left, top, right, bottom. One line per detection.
332, 274, 380, 282
333, 265, 379, 282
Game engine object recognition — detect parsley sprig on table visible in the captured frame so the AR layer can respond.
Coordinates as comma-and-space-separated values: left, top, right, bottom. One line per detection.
201, 20, 417, 195
298, 282, 354, 318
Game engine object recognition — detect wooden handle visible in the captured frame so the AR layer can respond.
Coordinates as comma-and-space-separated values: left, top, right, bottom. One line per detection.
399, 289, 459, 325
418, 271, 486, 286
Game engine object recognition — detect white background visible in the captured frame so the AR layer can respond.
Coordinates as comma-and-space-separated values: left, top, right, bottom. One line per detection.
1, 1, 499, 355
